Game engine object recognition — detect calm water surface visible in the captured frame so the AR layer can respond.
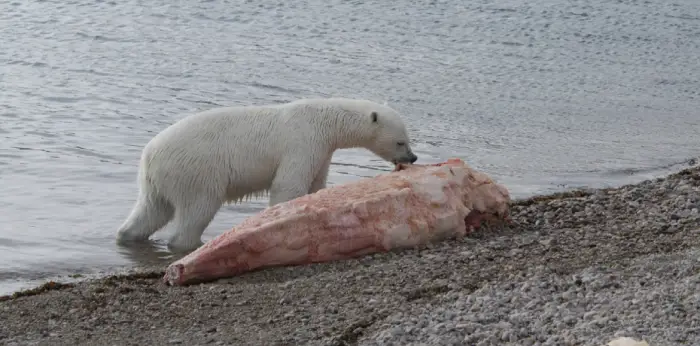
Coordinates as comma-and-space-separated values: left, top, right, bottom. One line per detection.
1, 0, 699, 294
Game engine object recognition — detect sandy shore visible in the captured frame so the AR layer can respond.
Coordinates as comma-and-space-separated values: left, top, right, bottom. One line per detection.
2, 165, 700, 346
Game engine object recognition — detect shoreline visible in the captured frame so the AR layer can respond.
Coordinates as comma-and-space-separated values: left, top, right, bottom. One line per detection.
0, 159, 695, 298
0, 179, 626, 302
0, 168, 668, 301
2, 164, 700, 345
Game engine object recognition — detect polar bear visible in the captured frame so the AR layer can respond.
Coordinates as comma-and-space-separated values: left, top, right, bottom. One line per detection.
115, 97, 418, 251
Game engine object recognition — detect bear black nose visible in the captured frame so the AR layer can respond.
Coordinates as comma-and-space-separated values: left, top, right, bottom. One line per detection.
410, 153, 418, 163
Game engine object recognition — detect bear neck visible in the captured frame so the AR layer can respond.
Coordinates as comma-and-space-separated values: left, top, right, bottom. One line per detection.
327, 113, 371, 150
292, 102, 371, 150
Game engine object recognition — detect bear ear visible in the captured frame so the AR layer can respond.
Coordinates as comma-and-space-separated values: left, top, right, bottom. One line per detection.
371, 111, 378, 123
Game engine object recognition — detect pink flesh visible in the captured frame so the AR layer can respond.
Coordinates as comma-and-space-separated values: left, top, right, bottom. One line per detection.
163, 158, 511, 286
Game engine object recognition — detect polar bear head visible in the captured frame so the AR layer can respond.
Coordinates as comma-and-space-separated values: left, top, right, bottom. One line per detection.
289, 97, 419, 165
362, 104, 418, 165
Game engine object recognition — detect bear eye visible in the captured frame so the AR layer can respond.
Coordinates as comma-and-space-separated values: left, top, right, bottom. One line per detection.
397, 141, 406, 146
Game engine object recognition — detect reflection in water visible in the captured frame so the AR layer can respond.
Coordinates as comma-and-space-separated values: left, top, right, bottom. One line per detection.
114, 240, 184, 268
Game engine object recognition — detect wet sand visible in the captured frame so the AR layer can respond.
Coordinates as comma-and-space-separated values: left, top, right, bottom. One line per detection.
2, 165, 700, 346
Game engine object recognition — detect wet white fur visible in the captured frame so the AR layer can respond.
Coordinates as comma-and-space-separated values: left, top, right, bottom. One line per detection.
115, 97, 416, 251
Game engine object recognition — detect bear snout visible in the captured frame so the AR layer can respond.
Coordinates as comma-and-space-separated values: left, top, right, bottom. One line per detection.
395, 152, 418, 164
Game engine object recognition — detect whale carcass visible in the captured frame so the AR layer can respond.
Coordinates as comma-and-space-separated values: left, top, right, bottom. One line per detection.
163, 158, 511, 286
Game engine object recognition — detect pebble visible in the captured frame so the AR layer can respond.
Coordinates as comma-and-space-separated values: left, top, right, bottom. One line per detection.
358, 165, 700, 346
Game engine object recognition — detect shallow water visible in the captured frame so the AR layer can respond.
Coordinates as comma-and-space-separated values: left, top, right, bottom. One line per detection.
1, 0, 699, 295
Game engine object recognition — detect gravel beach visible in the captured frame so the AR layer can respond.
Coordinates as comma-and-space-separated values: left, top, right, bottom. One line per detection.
2, 165, 700, 346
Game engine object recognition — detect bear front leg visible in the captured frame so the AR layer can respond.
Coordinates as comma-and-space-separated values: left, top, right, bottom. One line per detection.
269, 159, 317, 206
308, 157, 331, 194
269, 181, 313, 206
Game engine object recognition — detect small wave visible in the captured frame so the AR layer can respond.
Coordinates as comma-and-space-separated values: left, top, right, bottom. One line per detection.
75, 32, 139, 43
0, 237, 41, 248
9, 144, 120, 164
484, 7, 518, 13
248, 81, 301, 94
10, 146, 38, 151
496, 41, 525, 47
664, 14, 700, 21
24, 130, 60, 138
191, 12, 253, 24
42, 95, 128, 106
173, 97, 224, 108
43, 96, 85, 104
63, 67, 113, 77
598, 158, 699, 178
0, 265, 112, 285
0, 153, 23, 161
63, 146, 119, 162
4, 60, 48, 67
557, 157, 699, 177
610, 159, 699, 178
0, 112, 19, 119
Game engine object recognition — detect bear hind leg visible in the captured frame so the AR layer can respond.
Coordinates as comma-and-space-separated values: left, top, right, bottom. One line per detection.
167, 197, 222, 252
116, 193, 174, 244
